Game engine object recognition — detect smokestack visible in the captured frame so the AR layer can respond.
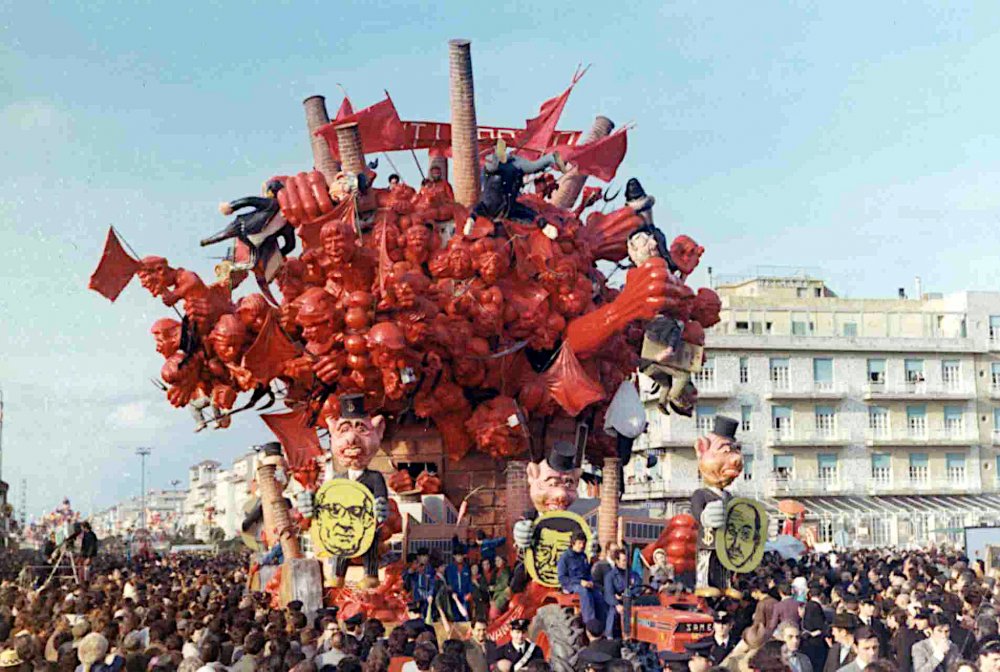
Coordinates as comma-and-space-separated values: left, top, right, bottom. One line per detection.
334, 122, 366, 176
551, 115, 615, 210
448, 39, 480, 207
915, 276, 923, 300
505, 461, 530, 541
598, 457, 621, 550
303, 96, 341, 183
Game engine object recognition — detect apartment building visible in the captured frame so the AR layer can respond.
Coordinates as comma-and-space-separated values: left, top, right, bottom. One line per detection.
624, 272, 1000, 548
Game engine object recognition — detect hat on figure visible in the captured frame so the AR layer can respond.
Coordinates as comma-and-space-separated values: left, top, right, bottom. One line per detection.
711, 416, 739, 441
546, 441, 578, 473
339, 393, 367, 419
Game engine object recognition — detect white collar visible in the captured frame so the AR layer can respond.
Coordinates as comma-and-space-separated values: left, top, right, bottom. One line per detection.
348, 468, 363, 480
708, 486, 725, 497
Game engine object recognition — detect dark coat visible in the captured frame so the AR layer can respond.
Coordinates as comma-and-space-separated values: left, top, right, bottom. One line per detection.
497, 641, 544, 670
823, 643, 855, 672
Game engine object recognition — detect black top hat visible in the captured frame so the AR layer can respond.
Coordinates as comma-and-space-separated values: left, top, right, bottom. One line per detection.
625, 178, 646, 202
510, 619, 530, 632
546, 441, 578, 473
344, 613, 364, 627
832, 612, 860, 631
712, 416, 739, 441
259, 442, 283, 456
287, 600, 303, 612
339, 393, 367, 419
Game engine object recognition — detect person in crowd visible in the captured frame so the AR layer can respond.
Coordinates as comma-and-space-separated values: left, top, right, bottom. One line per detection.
445, 545, 473, 622
557, 532, 605, 628
496, 620, 543, 671
463, 619, 496, 672
774, 622, 812, 672
823, 613, 859, 672
603, 548, 639, 638
912, 615, 960, 672
709, 612, 737, 664
490, 555, 512, 618
474, 531, 506, 565
650, 548, 674, 592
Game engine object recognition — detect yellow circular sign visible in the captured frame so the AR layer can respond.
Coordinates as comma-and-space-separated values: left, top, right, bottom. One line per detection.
309, 479, 377, 559
525, 510, 592, 588
716, 497, 768, 574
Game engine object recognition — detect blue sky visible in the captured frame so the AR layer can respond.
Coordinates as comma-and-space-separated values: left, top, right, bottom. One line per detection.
3, 1, 1000, 518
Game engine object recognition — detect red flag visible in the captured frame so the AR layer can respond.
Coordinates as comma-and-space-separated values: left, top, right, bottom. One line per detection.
559, 128, 628, 182
377, 219, 391, 295
545, 343, 606, 416
513, 84, 573, 156
261, 408, 323, 488
242, 312, 299, 384
319, 94, 407, 158
88, 227, 140, 301
335, 96, 354, 121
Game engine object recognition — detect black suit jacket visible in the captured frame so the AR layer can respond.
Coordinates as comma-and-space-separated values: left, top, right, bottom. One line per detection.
690, 488, 732, 550
497, 642, 544, 668
823, 643, 854, 672
335, 469, 388, 499
585, 638, 623, 659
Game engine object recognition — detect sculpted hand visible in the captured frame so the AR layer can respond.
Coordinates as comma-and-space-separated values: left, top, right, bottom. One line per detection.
296, 491, 315, 519
375, 496, 389, 523
701, 501, 725, 530
513, 519, 535, 550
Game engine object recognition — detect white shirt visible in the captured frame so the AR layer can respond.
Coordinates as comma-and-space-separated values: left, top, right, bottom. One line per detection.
348, 469, 363, 480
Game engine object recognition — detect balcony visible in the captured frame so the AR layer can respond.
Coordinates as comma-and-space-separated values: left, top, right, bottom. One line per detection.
624, 476, 765, 501
767, 476, 854, 497
764, 382, 847, 400
863, 382, 973, 401
690, 377, 734, 399
766, 427, 851, 447
865, 428, 977, 446
866, 477, 976, 495
645, 424, 703, 449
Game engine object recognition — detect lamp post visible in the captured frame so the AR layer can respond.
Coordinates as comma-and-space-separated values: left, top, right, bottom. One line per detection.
136, 447, 151, 530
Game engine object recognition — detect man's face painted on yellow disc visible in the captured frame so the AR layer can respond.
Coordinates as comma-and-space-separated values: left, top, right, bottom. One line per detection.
316, 484, 375, 557
532, 527, 572, 586
724, 502, 761, 568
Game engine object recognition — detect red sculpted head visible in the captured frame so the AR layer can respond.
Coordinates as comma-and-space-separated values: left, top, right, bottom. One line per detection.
690, 288, 721, 328
276, 258, 307, 301
138, 256, 175, 297
403, 225, 433, 265
151, 318, 182, 358
209, 314, 248, 364
321, 219, 357, 265
294, 288, 342, 356
670, 235, 704, 277
236, 294, 271, 333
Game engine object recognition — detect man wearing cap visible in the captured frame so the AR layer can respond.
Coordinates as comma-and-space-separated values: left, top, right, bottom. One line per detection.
708, 612, 735, 664
445, 543, 473, 621
578, 649, 613, 672
299, 393, 389, 588
497, 619, 543, 671
689, 416, 744, 595
684, 639, 714, 672
583, 618, 623, 659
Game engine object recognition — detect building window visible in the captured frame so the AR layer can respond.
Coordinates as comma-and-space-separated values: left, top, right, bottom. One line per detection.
741, 405, 752, 432
869, 406, 890, 437
817, 453, 838, 485
871, 517, 891, 546
843, 322, 858, 337
792, 321, 807, 336
946, 453, 966, 485
994, 409, 1000, 442
942, 360, 960, 390
868, 358, 886, 385
797, 287, 807, 298
905, 359, 925, 386
739, 357, 749, 384
909, 453, 929, 485
743, 454, 754, 481
813, 358, 833, 390
696, 405, 716, 434
815, 405, 836, 436
770, 358, 790, 389
772, 406, 792, 438
735, 321, 750, 333
871, 454, 891, 486
818, 519, 834, 543
944, 406, 963, 437
992, 363, 1000, 392
693, 356, 715, 388
906, 405, 927, 438
773, 454, 794, 480
991, 316, 1000, 342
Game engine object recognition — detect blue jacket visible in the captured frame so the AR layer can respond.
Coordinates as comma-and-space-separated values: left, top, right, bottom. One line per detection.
557, 548, 592, 591
410, 565, 437, 602
604, 565, 641, 606
478, 536, 507, 562
445, 563, 473, 598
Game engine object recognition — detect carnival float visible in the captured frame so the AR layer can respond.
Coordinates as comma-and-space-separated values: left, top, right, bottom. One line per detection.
88, 38, 766, 668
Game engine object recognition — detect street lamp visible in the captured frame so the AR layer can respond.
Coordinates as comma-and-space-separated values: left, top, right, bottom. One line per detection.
136, 447, 151, 530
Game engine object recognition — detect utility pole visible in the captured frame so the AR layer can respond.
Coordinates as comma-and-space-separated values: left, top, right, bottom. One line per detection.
18, 479, 25, 538
136, 447, 151, 530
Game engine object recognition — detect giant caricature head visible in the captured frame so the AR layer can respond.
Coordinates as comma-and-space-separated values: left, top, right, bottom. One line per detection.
525, 441, 582, 512
209, 314, 248, 364
150, 318, 182, 358
327, 394, 386, 471
137, 256, 176, 297
695, 416, 744, 489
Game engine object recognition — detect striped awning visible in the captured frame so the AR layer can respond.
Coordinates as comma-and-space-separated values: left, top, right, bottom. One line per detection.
789, 494, 1000, 519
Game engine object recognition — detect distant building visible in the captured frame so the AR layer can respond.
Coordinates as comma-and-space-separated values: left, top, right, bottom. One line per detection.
625, 271, 1000, 548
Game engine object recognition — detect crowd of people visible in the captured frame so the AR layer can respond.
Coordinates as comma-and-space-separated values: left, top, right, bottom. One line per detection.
1, 543, 1000, 672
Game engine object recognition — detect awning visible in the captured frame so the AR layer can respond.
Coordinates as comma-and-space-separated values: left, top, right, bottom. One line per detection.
793, 494, 1000, 520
